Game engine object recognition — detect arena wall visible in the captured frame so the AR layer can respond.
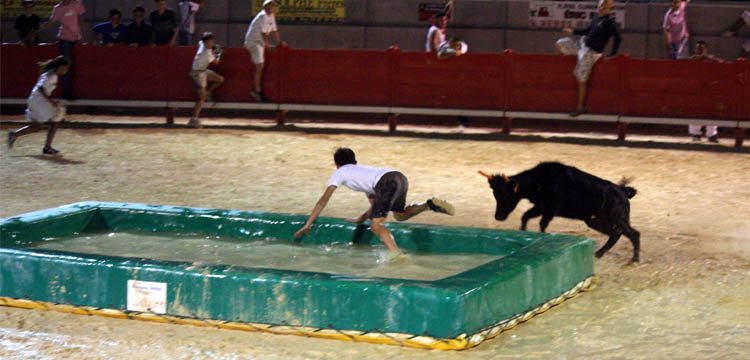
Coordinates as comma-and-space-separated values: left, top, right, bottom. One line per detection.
2, 1, 748, 60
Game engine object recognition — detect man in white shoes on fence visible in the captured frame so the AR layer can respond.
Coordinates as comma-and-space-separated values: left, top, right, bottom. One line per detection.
294, 147, 455, 257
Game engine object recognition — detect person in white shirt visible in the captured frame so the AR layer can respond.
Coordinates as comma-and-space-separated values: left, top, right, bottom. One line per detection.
8, 56, 69, 155
426, 12, 447, 53
178, 0, 203, 45
188, 32, 224, 128
294, 148, 456, 256
244, 0, 282, 102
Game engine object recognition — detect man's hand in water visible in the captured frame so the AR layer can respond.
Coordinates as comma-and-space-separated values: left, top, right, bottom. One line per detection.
294, 225, 311, 239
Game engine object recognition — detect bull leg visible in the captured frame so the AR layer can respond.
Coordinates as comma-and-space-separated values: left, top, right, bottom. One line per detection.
622, 225, 641, 263
585, 217, 622, 259
520, 206, 542, 231
539, 212, 555, 233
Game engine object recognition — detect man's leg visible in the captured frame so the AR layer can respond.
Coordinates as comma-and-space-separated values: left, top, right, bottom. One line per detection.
393, 198, 455, 221
206, 71, 225, 97
253, 63, 264, 93
571, 81, 587, 117
370, 217, 400, 252
191, 87, 206, 127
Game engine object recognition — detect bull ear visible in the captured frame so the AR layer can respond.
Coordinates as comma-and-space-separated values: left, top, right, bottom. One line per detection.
478, 171, 493, 179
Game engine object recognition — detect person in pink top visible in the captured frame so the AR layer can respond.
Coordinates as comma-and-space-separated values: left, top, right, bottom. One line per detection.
663, 0, 690, 59
38, 0, 85, 99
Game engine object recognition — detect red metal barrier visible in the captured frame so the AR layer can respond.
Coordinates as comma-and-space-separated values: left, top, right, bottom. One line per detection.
621, 58, 741, 120
282, 48, 391, 106
1, 44, 747, 124
0, 44, 60, 98
73, 45, 171, 100
394, 51, 506, 109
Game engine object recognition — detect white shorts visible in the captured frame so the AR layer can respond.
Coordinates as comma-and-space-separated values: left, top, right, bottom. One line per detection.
575, 45, 603, 83
25, 93, 64, 123
189, 69, 217, 89
246, 44, 264, 65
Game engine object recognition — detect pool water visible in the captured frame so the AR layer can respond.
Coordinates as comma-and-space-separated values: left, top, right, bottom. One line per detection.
32, 232, 501, 281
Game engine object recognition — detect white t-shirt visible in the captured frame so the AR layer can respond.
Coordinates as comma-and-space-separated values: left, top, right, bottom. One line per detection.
192, 40, 215, 71
327, 164, 392, 195
425, 25, 445, 52
32, 71, 58, 96
244, 10, 277, 47
178, 0, 201, 34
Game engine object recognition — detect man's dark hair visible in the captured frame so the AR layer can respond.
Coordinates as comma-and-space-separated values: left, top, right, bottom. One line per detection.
334, 148, 357, 167
696, 40, 707, 46
201, 32, 215, 42
109, 9, 122, 18
134, 6, 146, 14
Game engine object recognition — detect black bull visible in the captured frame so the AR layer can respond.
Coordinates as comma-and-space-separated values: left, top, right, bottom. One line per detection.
481, 162, 641, 263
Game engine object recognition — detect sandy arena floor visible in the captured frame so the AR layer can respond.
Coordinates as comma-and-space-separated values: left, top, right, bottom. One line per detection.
0, 117, 749, 359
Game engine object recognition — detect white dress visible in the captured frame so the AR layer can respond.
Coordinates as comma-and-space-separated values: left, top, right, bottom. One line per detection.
26, 71, 61, 123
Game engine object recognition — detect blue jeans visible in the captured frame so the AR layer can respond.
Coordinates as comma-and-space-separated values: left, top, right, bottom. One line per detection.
58, 40, 76, 98
179, 31, 194, 46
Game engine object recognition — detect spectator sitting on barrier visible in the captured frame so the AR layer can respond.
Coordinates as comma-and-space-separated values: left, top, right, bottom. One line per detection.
721, 10, 750, 59
178, 0, 203, 45
663, 0, 691, 59
37, 0, 86, 100
437, 37, 466, 59
7, 56, 69, 155
294, 147, 455, 260
15, 0, 40, 45
188, 32, 225, 129
93, 9, 128, 46
556, 0, 621, 117
127, 6, 153, 47
245, 0, 282, 103
150, 0, 178, 46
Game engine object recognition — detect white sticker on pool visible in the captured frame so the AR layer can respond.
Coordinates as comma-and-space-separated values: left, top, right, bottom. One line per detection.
127, 280, 167, 314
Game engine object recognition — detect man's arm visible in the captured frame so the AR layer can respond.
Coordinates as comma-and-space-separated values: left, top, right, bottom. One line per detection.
273, 30, 281, 44
294, 185, 337, 238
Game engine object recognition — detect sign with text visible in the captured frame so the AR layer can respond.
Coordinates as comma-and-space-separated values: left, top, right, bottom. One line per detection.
1, 0, 56, 18
127, 280, 167, 314
252, 0, 346, 23
529, 1, 626, 30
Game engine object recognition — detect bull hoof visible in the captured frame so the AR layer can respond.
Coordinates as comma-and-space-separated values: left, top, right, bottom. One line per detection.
594, 251, 604, 258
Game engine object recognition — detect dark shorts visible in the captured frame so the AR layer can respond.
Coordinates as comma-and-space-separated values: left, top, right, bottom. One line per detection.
370, 171, 409, 219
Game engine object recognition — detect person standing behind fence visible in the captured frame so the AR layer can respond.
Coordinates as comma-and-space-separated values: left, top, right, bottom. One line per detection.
7, 56, 69, 155
92, 9, 128, 46
37, 0, 85, 100
722, 10, 750, 59
687, 40, 722, 143
15, 0, 40, 45
178, 0, 203, 45
188, 32, 225, 129
426, 12, 447, 53
150, 0, 178, 46
556, 0, 620, 117
663, 0, 691, 59
245, 0, 282, 103
127, 6, 153, 47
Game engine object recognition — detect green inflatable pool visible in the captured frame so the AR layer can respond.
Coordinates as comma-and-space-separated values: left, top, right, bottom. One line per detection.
0, 202, 594, 350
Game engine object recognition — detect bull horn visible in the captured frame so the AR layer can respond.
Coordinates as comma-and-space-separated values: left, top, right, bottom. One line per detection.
478, 171, 493, 179
501, 174, 510, 183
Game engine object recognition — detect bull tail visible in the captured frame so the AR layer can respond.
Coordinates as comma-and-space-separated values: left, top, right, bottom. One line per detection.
618, 177, 637, 198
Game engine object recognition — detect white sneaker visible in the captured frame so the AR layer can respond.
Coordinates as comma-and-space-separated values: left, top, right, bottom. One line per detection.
427, 198, 455, 216
188, 118, 202, 129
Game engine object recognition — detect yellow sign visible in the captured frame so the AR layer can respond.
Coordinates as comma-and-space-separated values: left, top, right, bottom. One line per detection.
1, 0, 57, 18
252, 0, 345, 22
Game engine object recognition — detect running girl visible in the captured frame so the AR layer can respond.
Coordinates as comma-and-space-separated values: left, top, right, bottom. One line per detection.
7, 56, 69, 154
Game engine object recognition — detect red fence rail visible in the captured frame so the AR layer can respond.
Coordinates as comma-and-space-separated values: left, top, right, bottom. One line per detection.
2, 44, 748, 123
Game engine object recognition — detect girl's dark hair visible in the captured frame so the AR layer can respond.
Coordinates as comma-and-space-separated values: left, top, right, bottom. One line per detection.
38, 56, 68, 73
334, 148, 357, 167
